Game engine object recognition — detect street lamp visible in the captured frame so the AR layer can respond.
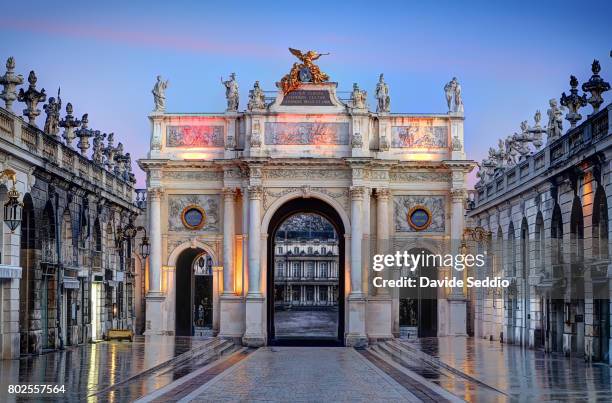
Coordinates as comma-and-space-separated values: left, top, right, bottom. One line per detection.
1, 169, 22, 232
121, 220, 149, 259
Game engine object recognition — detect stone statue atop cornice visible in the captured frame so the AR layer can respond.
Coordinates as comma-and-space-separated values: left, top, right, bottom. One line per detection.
43, 88, 62, 137
546, 98, 564, 141
221, 73, 239, 111
444, 77, 463, 113
152, 75, 168, 112
375, 74, 390, 113
92, 131, 106, 165
247, 81, 266, 110
350, 83, 367, 110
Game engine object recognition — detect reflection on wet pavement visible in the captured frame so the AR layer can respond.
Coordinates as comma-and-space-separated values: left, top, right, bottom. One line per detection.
0, 336, 211, 402
401, 337, 612, 402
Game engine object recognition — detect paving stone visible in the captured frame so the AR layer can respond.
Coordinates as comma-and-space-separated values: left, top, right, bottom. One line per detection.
188, 347, 419, 402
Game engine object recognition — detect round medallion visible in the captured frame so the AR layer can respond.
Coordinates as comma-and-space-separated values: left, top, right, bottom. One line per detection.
181, 205, 206, 230
407, 205, 432, 231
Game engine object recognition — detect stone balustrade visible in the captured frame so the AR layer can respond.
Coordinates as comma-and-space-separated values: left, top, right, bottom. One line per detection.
0, 105, 136, 205
474, 105, 611, 207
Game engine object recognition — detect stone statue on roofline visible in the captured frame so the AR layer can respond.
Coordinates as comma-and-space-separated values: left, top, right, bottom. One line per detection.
444, 77, 464, 113
152, 75, 168, 112
351, 83, 367, 110
43, 88, 62, 137
375, 74, 390, 113
221, 73, 239, 111
546, 98, 564, 141
247, 81, 266, 110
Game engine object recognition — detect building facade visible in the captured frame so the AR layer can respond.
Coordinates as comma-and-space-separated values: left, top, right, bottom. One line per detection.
0, 58, 141, 359
467, 60, 612, 363
139, 50, 475, 346
273, 215, 340, 310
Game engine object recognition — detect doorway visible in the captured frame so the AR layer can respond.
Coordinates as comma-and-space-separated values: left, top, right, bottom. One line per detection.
175, 248, 213, 336
399, 248, 438, 338
91, 282, 101, 341
267, 198, 345, 346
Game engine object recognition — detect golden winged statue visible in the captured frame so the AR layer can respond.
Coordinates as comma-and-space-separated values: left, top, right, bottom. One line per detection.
280, 48, 330, 94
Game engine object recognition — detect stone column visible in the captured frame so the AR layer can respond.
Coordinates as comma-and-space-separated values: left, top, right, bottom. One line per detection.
375, 188, 391, 297
362, 187, 371, 294
448, 188, 468, 336
347, 186, 367, 347
350, 186, 364, 296
222, 188, 236, 295
148, 188, 163, 293
144, 187, 165, 335
247, 186, 262, 295
243, 185, 265, 346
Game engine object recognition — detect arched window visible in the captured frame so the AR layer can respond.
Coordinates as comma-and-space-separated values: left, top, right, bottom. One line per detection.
521, 218, 529, 279
105, 222, 115, 270
551, 204, 563, 265
495, 226, 503, 277
592, 188, 609, 261
534, 212, 545, 272
570, 197, 584, 265
62, 210, 74, 266
41, 201, 56, 263
507, 222, 516, 277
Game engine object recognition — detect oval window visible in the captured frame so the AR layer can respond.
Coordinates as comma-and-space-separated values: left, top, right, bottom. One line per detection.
181, 205, 206, 230
408, 205, 431, 231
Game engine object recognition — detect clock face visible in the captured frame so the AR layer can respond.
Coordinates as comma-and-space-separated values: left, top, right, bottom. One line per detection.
408, 206, 431, 231
181, 205, 206, 230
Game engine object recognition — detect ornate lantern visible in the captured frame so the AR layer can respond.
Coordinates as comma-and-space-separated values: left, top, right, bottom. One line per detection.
1, 169, 22, 232
140, 234, 150, 259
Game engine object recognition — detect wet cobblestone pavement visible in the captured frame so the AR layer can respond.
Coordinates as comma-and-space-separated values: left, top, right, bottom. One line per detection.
0, 336, 211, 402
401, 337, 612, 402
187, 347, 420, 402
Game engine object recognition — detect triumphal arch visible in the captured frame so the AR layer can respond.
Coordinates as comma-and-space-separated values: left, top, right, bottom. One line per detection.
139, 49, 475, 346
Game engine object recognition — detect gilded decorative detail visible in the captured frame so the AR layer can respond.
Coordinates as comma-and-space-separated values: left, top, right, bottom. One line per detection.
180, 204, 207, 230
280, 48, 330, 94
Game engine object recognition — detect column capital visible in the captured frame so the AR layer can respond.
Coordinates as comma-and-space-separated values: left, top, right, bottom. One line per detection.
450, 188, 467, 202
350, 186, 365, 201
147, 187, 164, 200
248, 185, 263, 200
222, 187, 237, 200
376, 187, 391, 200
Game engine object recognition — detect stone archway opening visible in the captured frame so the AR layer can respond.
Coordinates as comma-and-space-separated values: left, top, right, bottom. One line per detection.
175, 248, 214, 336
399, 248, 438, 338
266, 197, 345, 346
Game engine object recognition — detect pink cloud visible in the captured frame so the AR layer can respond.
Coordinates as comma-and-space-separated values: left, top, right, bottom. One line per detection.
2, 19, 279, 58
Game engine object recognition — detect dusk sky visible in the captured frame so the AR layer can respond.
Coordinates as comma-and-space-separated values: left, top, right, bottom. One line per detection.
1, 0, 610, 187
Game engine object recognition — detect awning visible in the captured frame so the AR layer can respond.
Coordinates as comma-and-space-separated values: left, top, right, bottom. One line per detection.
0, 264, 21, 279
63, 278, 80, 289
